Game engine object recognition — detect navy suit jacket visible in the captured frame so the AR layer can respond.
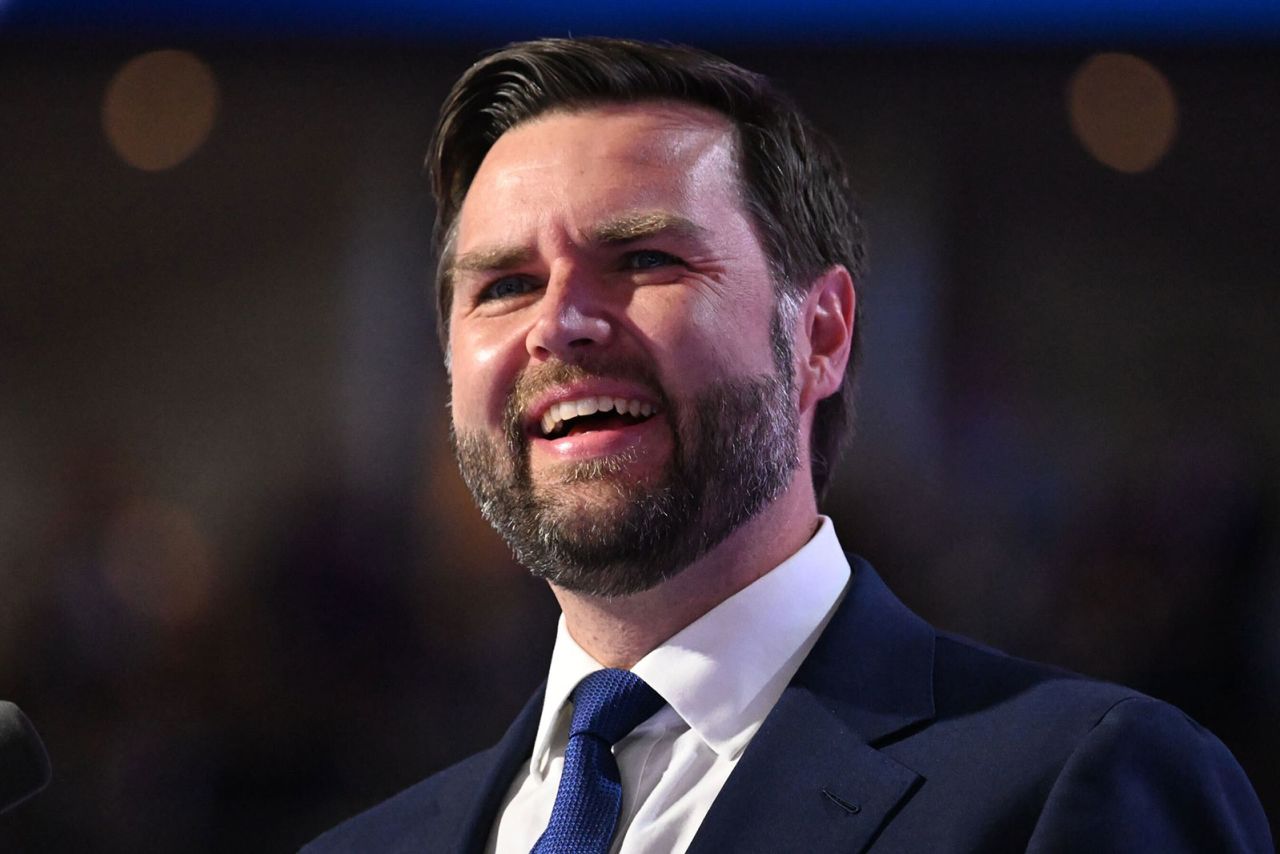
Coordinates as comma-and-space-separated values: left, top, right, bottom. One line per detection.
303, 557, 1273, 852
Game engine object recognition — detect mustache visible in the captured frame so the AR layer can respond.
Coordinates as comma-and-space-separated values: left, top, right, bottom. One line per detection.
501, 357, 670, 446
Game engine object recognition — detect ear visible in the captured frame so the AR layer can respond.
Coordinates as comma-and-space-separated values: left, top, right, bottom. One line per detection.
797, 265, 856, 414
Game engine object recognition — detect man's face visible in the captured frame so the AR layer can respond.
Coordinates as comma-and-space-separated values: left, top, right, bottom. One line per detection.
447, 102, 800, 596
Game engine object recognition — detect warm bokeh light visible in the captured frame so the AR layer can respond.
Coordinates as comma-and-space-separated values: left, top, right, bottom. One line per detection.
102, 49, 219, 171
102, 499, 218, 630
1067, 52, 1178, 174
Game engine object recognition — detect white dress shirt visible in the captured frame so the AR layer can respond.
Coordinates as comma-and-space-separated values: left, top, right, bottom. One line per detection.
486, 516, 851, 854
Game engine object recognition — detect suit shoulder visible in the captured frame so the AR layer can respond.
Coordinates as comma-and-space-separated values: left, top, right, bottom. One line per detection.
902, 633, 1270, 850
300, 748, 496, 854
1029, 692, 1273, 850
931, 630, 1146, 727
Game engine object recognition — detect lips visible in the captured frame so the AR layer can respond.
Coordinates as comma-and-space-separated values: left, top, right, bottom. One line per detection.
538, 394, 658, 439
521, 382, 667, 464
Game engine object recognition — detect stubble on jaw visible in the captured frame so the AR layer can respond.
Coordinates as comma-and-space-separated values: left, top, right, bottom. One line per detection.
450, 356, 799, 599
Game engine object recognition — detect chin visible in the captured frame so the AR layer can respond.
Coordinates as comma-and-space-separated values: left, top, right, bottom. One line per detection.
536, 446, 659, 484
535, 479, 651, 526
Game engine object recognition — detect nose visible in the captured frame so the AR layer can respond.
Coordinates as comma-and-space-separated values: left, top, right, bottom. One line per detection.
525, 263, 612, 362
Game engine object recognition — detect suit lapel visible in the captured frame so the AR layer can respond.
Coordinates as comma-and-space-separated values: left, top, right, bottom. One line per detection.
688, 557, 936, 853
452, 683, 546, 854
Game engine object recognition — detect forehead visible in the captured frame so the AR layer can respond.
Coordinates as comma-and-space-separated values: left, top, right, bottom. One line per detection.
455, 101, 743, 245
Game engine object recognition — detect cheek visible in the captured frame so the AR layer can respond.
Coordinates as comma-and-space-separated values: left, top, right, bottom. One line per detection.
653, 289, 777, 379
448, 323, 526, 428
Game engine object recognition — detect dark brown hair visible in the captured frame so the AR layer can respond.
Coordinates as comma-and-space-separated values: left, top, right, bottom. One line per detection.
429, 37, 866, 499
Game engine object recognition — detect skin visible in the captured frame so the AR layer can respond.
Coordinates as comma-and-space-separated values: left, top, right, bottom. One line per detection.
447, 101, 856, 668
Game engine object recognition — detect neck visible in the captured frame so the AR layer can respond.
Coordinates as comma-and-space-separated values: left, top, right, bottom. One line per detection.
550, 473, 820, 669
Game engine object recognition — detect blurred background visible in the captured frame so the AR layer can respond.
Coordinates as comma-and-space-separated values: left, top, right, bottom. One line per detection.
2, 0, 1278, 850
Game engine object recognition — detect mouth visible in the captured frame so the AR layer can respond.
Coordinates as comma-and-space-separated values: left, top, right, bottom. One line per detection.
535, 395, 659, 441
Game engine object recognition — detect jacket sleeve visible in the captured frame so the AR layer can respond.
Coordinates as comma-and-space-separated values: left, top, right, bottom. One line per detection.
1026, 696, 1273, 853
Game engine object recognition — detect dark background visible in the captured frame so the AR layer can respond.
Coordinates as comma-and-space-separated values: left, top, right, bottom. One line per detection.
1, 9, 1278, 851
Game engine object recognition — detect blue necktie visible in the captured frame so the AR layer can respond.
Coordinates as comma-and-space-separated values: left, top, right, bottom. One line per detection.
530, 669, 665, 854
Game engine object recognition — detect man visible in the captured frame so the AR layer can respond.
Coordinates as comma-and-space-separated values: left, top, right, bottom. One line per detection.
305, 38, 1271, 852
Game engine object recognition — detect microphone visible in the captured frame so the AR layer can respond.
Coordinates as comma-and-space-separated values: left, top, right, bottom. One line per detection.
0, 701, 52, 815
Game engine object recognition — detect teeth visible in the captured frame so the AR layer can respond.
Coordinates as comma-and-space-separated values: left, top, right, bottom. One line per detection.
536, 395, 658, 437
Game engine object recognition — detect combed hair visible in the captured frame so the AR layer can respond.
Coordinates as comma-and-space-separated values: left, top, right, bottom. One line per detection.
428, 37, 866, 500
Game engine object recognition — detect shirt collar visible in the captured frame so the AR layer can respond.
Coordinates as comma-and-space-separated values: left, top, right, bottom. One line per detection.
527, 516, 850, 776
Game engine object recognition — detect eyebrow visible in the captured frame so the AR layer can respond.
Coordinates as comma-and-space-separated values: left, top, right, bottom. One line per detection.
449, 244, 536, 276
446, 210, 707, 280
590, 211, 707, 244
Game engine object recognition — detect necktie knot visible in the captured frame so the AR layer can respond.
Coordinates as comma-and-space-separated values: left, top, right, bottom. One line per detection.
568, 668, 665, 745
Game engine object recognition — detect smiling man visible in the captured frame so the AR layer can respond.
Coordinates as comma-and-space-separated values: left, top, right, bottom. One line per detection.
304, 38, 1270, 853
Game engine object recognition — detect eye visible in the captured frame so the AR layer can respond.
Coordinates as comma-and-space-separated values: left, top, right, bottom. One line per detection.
623, 249, 683, 270
479, 276, 537, 302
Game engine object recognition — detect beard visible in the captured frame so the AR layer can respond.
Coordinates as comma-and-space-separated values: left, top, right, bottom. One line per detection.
451, 355, 800, 598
